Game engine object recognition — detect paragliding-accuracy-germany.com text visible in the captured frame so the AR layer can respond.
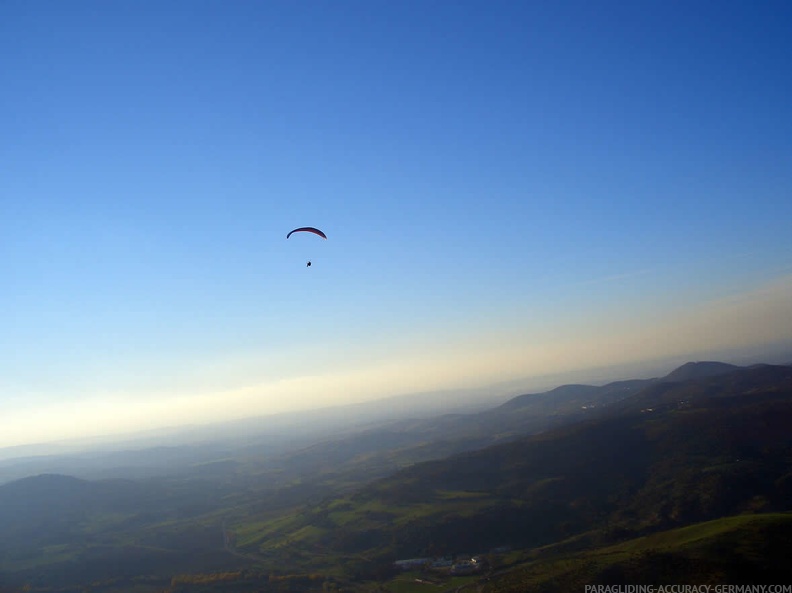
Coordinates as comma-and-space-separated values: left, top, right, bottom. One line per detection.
585, 586, 792, 593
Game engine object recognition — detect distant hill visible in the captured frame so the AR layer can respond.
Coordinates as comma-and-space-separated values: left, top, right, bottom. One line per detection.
0, 473, 139, 516
616, 363, 792, 413
661, 360, 741, 382
0, 472, 248, 588
258, 360, 762, 481
247, 377, 658, 486
191, 361, 785, 491
0, 473, 165, 550
497, 378, 655, 413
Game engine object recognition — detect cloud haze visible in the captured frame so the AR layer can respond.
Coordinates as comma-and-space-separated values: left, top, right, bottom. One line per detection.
2, 275, 790, 448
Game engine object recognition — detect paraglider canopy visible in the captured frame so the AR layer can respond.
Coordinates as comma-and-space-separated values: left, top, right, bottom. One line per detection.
287, 227, 326, 268
286, 227, 327, 240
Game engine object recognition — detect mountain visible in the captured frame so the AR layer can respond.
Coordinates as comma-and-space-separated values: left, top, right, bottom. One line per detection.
497, 378, 655, 413
661, 360, 741, 382
616, 363, 792, 413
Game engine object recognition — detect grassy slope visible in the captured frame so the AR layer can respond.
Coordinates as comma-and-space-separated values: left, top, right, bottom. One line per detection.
485, 513, 792, 592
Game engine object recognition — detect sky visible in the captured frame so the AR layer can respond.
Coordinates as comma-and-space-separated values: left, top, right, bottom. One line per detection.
2, 0, 792, 448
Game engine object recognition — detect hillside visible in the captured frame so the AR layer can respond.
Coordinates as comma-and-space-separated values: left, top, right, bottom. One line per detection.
1, 361, 791, 591
226, 364, 792, 579
485, 513, 792, 591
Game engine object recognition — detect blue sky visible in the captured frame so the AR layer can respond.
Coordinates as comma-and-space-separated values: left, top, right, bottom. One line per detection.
2, 0, 792, 446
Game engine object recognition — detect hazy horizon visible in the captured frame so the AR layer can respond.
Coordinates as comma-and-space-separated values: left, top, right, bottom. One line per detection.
3, 1, 791, 449
2, 336, 791, 452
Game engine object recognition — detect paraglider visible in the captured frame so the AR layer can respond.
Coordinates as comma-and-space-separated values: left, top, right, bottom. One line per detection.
286, 227, 327, 240
287, 227, 326, 268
